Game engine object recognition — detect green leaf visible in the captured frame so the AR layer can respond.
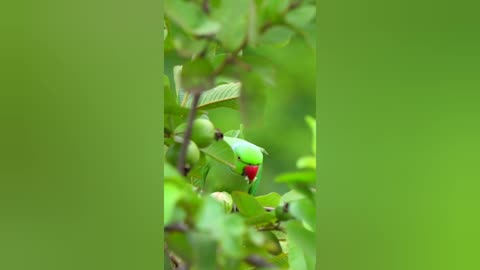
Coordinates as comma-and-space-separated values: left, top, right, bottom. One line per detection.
280, 189, 305, 204
165, 0, 220, 36
164, 74, 189, 118
245, 212, 276, 226
289, 198, 316, 232
262, 231, 282, 255
167, 22, 209, 58
296, 156, 316, 169
285, 5, 316, 28
287, 236, 307, 270
276, 170, 316, 184
210, 0, 249, 51
270, 253, 289, 269
259, 0, 289, 24
290, 183, 315, 202
259, 26, 294, 47
255, 192, 281, 207
221, 214, 247, 258
181, 59, 214, 92
196, 198, 247, 260
164, 162, 184, 183
196, 196, 226, 233
185, 82, 241, 110
164, 76, 177, 113
164, 249, 173, 270
286, 221, 316, 270
165, 232, 193, 264
190, 232, 218, 270
164, 183, 184, 225
173, 65, 185, 103
201, 139, 236, 169
247, 0, 259, 47
232, 191, 265, 217
224, 124, 245, 139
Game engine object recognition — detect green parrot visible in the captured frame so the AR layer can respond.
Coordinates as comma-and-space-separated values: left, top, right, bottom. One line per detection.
202, 136, 265, 195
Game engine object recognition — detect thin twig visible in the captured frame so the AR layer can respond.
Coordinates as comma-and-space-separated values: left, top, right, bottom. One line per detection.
165, 242, 187, 270
245, 255, 274, 268
177, 92, 202, 175
260, 0, 304, 34
211, 39, 248, 77
202, 0, 210, 14
257, 223, 285, 232
165, 223, 189, 233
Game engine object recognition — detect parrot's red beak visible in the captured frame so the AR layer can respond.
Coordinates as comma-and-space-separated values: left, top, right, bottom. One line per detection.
244, 165, 259, 183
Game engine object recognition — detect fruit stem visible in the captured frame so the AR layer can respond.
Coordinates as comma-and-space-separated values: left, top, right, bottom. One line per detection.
177, 92, 201, 175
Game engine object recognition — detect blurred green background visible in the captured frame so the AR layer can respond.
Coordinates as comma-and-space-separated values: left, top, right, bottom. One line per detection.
1, 1, 163, 269
318, 0, 480, 269
165, 36, 316, 195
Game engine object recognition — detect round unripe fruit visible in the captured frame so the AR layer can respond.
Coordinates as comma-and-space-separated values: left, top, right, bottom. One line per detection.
166, 142, 200, 168
191, 119, 215, 148
274, 204, 293, 221
210, 192, 233, 213
174, 119, 216, 148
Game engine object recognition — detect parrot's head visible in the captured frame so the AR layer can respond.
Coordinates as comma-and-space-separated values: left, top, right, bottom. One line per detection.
232, 143, 263, 183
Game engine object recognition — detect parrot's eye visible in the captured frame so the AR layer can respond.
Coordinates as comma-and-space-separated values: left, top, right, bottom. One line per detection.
237, 156, 240, 160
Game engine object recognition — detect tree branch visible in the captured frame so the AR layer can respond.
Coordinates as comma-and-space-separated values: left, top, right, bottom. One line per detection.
257, 222, 285, 232
176, 92, 202, 175
245, 255, 274, 268
165, 222, 189, 233
165, 242, 188, 270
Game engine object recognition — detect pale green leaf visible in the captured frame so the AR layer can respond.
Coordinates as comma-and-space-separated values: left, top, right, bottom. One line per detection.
245, 212, 276, 226
185, 82, 241, 110
259, 26, 294, 47
164, 183, 184, 225
280, 190, 305, 204
232, 191, 265, 217
181, 59, 214, 91
210, 0, 249, 51
296, 156, 316, 169
286, 221, 316, 270
285, 5, 316, 28
289, 198, 316, 232
201, 139, 236, 169
173, 65, 185, 104
165, 0, 220, 35
168, 20, 209, 58
224, 124, 245, 139
255, 192, 282, 207
190, 232, 218, 270
270, 253, 289, 269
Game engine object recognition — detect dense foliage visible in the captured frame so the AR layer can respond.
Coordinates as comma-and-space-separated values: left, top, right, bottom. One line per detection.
164, 1, 316, 269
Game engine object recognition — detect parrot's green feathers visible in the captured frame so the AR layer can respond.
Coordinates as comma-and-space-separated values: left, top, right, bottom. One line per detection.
223, 137, 263, 165
202, 136, 265, 195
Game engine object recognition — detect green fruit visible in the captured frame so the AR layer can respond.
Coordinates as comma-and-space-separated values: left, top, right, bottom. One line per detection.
191, 119, 215, 148
210, 192, 233, 213
166, 142, 200, 168
174, 119, 216, 148
274, 204, 293, 221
